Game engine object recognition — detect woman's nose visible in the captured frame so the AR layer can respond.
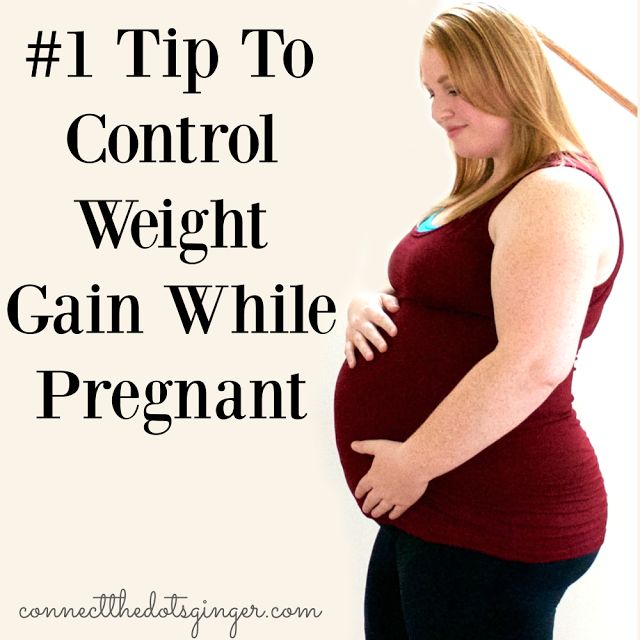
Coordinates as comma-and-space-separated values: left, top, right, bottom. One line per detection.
432, 98, 454, 123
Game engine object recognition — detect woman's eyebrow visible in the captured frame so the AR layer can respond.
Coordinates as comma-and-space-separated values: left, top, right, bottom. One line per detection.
420, 73, 450, 89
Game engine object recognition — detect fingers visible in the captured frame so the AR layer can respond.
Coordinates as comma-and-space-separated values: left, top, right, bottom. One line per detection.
351, 440, 377, 455
363, 308, 397, 341
344, 320, 390, 364
351, 329, 376, 360
344, 334, 373, 368
388, 505, 407, 520
370, 500, 394, 518
381, 293, 400, 317
343, 292, 400, 367
344, 340, 356, 369
356, 486, 397, 519
354, 474, 372, 500
361, 490, 380, 514
362, 321, 391, 352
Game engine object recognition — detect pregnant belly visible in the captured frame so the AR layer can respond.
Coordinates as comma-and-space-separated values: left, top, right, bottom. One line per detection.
333, 300, 497, 495
333, 301, 607, 558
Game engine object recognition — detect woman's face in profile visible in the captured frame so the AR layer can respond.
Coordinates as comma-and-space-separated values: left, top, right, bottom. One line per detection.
420, 45, 512, 166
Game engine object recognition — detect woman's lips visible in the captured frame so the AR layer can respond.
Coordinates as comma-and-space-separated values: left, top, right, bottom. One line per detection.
446, 125, 466, 138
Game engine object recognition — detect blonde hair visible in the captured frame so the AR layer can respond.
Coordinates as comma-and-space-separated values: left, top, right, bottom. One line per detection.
424, 3, 591, 219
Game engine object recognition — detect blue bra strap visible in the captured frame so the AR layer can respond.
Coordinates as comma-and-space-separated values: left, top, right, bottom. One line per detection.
417, 209, 443, 232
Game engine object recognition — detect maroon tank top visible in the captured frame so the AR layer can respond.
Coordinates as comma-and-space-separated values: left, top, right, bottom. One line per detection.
333, 152, 624, 562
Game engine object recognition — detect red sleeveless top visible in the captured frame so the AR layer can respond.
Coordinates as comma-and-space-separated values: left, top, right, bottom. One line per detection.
333, 153, 624, 562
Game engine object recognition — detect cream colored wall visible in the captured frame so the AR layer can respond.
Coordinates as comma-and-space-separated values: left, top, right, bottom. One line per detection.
2, 2, 636, 639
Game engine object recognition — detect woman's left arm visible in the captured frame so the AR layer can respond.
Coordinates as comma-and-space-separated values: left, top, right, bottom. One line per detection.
353, 166, 615, 520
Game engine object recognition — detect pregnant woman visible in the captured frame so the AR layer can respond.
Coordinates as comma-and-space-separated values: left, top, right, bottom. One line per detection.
333, 4, 625, 639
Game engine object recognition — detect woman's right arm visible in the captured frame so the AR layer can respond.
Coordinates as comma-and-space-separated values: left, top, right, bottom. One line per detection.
344, 291, 400, 368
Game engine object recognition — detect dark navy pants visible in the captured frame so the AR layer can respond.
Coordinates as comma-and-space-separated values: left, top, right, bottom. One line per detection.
365, 526, 598, 640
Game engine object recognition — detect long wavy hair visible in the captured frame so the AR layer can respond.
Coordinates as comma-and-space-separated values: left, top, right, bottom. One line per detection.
424, 3, 592, 219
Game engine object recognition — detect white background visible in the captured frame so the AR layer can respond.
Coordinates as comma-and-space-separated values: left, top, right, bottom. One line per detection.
1, 1, 636, 638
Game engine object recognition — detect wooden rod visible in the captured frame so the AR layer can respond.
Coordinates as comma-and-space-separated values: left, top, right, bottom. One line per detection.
537, 30, 637, 117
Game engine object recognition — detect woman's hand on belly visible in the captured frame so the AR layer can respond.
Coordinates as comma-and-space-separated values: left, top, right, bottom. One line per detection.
351, 439, 429, 519
345, 291, 399, 368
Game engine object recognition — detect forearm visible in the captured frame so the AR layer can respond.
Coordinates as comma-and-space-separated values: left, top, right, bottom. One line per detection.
401, 348, 564, 482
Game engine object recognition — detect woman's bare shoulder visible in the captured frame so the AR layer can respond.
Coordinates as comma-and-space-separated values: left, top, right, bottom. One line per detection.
489, 164, 615, 242
513, 163, 611, 204
489, 164, 619, 286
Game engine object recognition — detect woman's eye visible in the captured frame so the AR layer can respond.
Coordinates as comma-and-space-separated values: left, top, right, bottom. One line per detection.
426, 87, 459, 100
